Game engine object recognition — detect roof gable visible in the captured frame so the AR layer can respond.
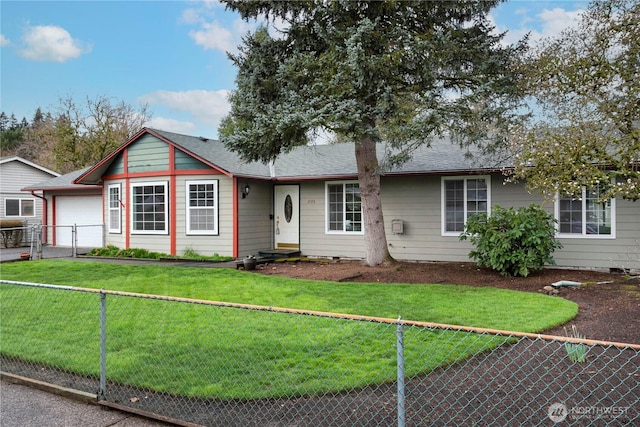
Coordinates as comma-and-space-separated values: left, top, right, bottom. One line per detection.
75, 128, 266, 185
0, 156, 60, 177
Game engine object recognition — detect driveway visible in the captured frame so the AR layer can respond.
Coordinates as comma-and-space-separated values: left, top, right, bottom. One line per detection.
1, 377, 172, 427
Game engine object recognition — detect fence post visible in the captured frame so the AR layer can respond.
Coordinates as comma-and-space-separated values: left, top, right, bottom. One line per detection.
29, 226, 36, 258
72, 224, 77, 258
35, 225, 42, 260
397, 317, 405, 427
99, 292, 106, 400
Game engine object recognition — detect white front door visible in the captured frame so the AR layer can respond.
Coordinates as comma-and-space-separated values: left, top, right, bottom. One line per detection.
274, 185, 300, 249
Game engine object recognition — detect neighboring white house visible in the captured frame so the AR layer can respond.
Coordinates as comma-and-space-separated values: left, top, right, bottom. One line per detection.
0, 157, 60, 244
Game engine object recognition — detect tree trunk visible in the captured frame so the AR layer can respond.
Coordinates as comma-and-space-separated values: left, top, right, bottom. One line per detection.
355, 137, 394, 266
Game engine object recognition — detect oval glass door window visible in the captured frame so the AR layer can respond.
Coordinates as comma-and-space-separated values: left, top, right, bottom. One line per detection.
284, 195, 293, 223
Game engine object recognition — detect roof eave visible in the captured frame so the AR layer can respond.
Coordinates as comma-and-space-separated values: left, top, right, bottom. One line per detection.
21, 184, 103, 192
0, 156, 61, 177
270, 167, 510, 182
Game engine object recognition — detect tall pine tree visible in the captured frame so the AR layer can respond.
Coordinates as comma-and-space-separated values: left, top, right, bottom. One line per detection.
220, 0, 526, 265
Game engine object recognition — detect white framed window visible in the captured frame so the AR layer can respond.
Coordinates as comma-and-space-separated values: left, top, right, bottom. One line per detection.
556, 184, 615, 238
131, 181, 168, 234
108, 184, 122, 233
442, 176, 490, 235
186, 180, 218, 235
325, 181, 363, 234
5, 198, 35, 217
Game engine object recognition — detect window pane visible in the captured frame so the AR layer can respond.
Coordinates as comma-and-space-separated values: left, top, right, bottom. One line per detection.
327, 183, 362, 232
466, 179, 487, 216
445, 180, 464, 232
188, 182, 216, 232
345, 184, 362, 231
109, 187, 119, 208
328, 184, 344, 231
133, 184, 166, 232
585, 185, 611, 235
5, 200, 19, 216
108, 186, 121, 232
559, 197, 582, 233
21, 200, 34, 216
109, 210, 119, 228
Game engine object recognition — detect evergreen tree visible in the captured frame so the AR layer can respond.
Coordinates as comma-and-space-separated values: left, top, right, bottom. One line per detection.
220, 0, 526, 265
33, 107, 44, 125
0, 112, 8, 132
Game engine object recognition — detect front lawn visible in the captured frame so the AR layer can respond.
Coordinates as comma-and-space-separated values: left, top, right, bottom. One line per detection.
0, 260, 577, 399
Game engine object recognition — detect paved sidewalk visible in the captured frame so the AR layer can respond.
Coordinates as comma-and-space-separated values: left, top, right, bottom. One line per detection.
1, 378, 171, 427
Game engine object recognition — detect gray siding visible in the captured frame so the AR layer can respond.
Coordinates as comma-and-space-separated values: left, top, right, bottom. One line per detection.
554, 198, 640, 270
238, 180, 274, 257
300, 181, 366, 259
174, 175, 234, 257
298, 174, 640, 271
124, 177, 171, 253
103, 174, 238, 257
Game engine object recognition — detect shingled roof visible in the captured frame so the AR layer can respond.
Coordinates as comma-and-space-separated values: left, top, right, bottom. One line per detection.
22, 167, 100, 191
27, 127, 511, 190
154, 128, 510, 180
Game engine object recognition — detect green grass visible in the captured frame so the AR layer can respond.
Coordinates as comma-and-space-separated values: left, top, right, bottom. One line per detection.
0, 260, 577, 399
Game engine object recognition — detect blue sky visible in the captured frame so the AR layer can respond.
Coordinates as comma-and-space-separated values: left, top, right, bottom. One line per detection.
1, 1, 586, 139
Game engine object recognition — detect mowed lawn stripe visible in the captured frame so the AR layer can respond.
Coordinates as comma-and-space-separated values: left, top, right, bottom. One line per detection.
1, 260, 576, 398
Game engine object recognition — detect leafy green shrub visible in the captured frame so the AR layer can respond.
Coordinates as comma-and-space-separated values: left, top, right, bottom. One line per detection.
460, 205, 562, 277
88, 245, 233, 262
88, 245, 164, 259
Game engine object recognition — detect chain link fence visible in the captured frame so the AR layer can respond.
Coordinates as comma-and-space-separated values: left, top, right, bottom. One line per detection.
0, 224, 33, 249
1, 280, 638, 426
0, 224, 102, 261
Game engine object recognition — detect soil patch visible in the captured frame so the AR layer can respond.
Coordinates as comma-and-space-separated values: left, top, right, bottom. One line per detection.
255, 260, 640, 344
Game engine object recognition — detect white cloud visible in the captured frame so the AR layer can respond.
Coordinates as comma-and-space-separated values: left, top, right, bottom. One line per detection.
189, 18, 257, 53
145, 117, 197, 135
537, 7, 583, 40
491, 6, 583, 48
19, 25, 91, 62
181, 2, 269, 54
138, 89, 231, 129
189, 21, 236, 52
0, 34, 10, 47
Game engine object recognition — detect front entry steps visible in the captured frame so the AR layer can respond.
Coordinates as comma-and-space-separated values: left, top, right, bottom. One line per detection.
258, 248, 301, 258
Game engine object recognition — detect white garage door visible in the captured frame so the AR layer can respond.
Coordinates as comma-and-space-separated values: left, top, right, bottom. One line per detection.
55, 196, 103, 247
